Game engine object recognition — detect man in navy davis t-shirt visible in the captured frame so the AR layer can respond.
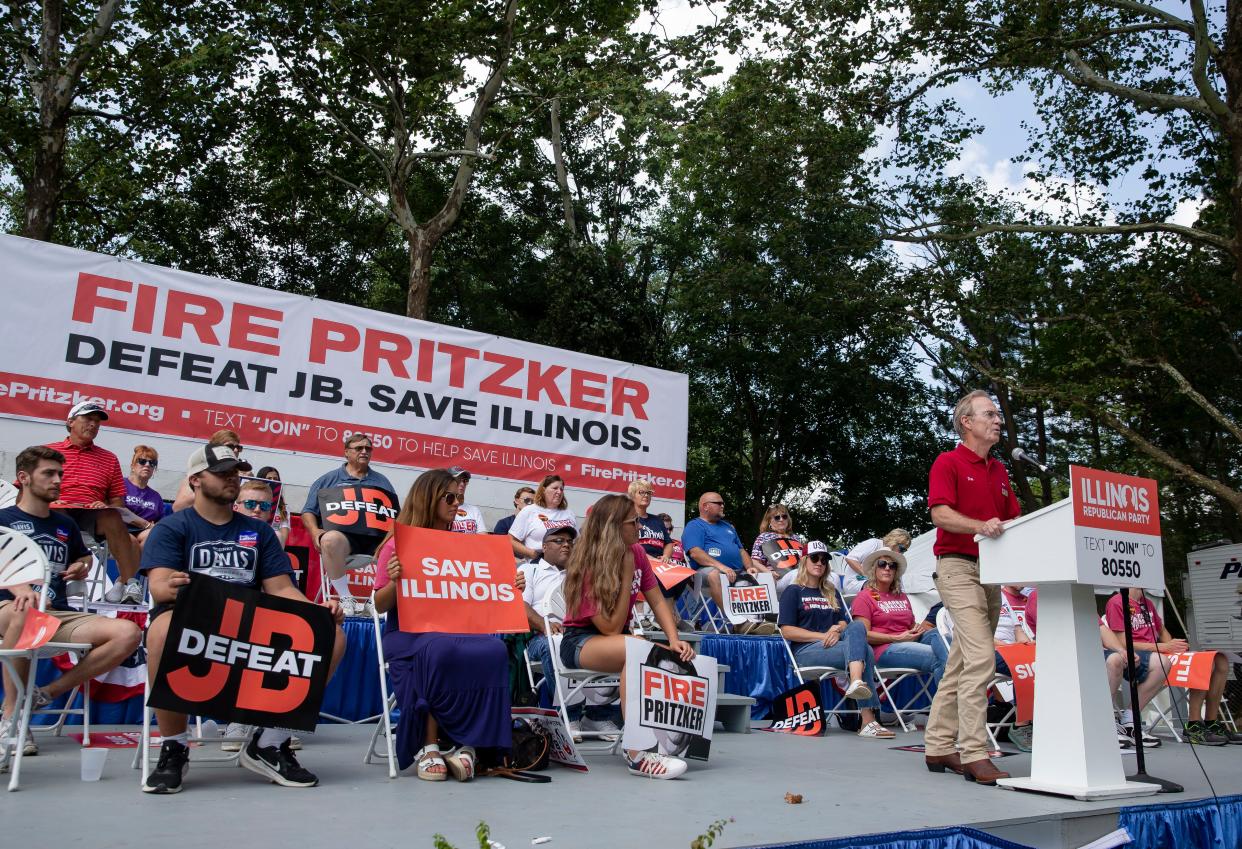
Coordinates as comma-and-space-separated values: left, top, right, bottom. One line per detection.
0, 446, 141, 753
140, 443, 345, 795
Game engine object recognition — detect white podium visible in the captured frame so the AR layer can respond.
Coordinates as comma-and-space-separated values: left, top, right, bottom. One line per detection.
978, 466, 1165, 801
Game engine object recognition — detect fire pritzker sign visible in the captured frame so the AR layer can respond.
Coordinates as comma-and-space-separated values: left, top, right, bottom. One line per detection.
0, 235, 689, 501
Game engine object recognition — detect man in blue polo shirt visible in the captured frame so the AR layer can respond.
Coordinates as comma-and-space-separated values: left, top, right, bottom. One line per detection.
682, 491, 761, 626
300, 433, 395, 615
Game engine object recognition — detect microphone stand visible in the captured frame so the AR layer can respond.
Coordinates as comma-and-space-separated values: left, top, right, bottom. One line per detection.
1119, 589, 1182, 793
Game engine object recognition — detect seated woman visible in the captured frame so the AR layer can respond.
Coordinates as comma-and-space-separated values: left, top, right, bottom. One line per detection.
373, 468, 514, 782
778, 547, 893, 739
560, 494, 696, 779
843, 528, 911, 595
124, 444, 166, 549
750, 503, 807, 576
851, 548, 947, 684
255, 465, 291, 546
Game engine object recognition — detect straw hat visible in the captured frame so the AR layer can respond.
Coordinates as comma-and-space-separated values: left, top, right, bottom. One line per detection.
861, 547, 908, 585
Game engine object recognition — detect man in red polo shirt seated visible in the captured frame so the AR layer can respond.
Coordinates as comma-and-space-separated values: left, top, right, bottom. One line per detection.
46, 401, 142, 604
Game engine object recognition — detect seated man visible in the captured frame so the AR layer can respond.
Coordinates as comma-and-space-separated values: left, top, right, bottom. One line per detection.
141, 443, 346, 794
47, 401, 143, 603
0, 446, 142, 755
1103, 588, 1242, 746
682, 491, 763, 625
300, 433, 395, 616
520, 525, 619, 739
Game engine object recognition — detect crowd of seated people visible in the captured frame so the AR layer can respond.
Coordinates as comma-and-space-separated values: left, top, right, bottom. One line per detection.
3, 402, 1237, 791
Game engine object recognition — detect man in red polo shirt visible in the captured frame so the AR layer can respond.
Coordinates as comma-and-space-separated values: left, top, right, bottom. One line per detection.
47, 401, 142, 604
923, 390, 1021, 785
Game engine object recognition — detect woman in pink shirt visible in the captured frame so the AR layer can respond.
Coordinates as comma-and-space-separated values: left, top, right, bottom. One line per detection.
851, 548, 947, 684
560, 494, 696, 779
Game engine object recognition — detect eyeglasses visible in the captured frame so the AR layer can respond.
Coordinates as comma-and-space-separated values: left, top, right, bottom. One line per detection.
441, 492, 462, 506
544, 537, 575, 547
636, 490, 654, 497
970, 411, 1005, 423
348, 445, 373, 453
771, 514, 789, 522
520, 496, 535, 505
874, 561, 898, 570
808, 553, 827, 564
241, 499, 273, 512
224, 443, 243, 453
135, 458, 158, 468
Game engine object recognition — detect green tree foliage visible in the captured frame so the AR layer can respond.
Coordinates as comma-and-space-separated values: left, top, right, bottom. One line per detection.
660, 62, 941, 539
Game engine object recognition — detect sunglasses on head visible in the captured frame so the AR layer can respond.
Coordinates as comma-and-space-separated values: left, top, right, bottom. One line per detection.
874, 560, 898, 570
808, 553, 827, 564
241, 499, 272, 512
135, 458, 158, 468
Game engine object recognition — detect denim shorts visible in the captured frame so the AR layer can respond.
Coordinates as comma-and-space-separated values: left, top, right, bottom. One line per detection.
560, 626, 600, 669
1104, 648, 1152, 682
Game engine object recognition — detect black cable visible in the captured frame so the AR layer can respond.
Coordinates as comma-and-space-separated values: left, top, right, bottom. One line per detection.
1136, 588, 1222, 810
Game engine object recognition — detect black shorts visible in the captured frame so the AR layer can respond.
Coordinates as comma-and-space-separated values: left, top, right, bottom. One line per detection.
330, 530, 381, 558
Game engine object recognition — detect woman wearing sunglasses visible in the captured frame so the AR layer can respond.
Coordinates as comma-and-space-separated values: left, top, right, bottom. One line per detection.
778, 541, 893, 739
561, 494, 696, 779
851, 548, 948, 687
510, 474, 577, 562
124, 445, 166, 547
842, 528, 912, 595
373, 468, 515, 782
751, 503, 807, 576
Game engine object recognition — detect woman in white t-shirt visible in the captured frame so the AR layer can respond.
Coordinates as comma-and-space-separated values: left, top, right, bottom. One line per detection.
509, 474, 578, 560
842, 528, 911, 595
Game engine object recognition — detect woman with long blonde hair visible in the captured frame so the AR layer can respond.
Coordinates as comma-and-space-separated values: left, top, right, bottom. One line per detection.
560, 494, 696, 779
373, 468, 515, 782
778, 541, 892, 739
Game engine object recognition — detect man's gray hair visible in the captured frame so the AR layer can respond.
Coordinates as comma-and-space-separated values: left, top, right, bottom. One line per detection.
952, 390, 994, 439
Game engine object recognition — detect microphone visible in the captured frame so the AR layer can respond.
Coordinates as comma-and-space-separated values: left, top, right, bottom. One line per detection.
1011, 446, 1048, 474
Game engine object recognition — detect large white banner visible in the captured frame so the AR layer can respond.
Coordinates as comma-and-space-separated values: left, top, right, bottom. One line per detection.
0, 236, 688, 500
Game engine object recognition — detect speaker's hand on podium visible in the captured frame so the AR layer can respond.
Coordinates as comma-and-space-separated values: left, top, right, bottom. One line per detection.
977, 517, 1006, 539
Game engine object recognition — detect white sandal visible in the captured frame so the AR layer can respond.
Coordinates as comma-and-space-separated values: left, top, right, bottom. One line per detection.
416, 744, 448, 781
444, 746, 476, 782
844, 679, 872, 701
857, 720, 896, 739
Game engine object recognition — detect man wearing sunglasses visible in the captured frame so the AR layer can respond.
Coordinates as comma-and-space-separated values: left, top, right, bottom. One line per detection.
492, 486, 535, 537
301, 434, 396, 615
924, 390, 1021, 785
682, 492, 760, 623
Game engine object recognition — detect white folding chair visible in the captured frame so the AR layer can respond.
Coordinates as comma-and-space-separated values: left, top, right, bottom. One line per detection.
778, 631, 867, 730
361, 590, 397, 778
542, 587, 621, 753
679, 570, 730, 633
0, 527, 93, 790
843, 603, 933, 734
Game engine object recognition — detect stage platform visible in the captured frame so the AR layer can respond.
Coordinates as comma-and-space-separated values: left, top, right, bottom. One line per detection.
5, 723, 1240, 848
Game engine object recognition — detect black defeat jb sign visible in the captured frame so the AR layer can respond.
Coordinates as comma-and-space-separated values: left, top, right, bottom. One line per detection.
148, 575, 336, 732
317, 486, 399, 536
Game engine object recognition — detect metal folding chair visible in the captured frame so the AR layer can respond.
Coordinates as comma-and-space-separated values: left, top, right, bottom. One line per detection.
0, 527, 93, 790
778, 633, 867, 731
361, 590, 397, 778
542, 587, 621, 754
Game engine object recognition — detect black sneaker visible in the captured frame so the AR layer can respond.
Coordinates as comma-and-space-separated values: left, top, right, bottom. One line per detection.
1207, 720, 1242, 745
240, 730, 318, 787
143, 740, 189, 794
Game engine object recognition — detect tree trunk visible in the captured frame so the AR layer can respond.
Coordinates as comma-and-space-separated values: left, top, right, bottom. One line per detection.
23, 120, 68, 240
549, 96, 577, 239
1221, 0, 1242, 278
405, 229, 434, 320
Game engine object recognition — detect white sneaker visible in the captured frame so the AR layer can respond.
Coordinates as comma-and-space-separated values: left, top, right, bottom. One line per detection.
287, 735, 303, 751
567, 720, 582, 743
222, 722, 251, 752
121, 577, 145, 604
844, 679, 872, 701
625, 750, 687, 780
338, 596, 360, 617
0, 717, 39, 756
1116, 722, 1135, 749
580, 717, 622, 741
103, 581, 125, 603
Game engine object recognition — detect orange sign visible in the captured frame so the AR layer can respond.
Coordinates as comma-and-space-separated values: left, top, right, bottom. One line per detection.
995, 643, 1037, 723
650, 557, 695, 590
15, 608, 60, 650
346, 559, 378, 599
1163, 651, 1217, 690
393, 524, 528, 634
1071, 466, 1160, 535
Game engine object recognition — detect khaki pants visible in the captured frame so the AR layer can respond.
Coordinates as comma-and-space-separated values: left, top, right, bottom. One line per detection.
923, 556, 1001, 764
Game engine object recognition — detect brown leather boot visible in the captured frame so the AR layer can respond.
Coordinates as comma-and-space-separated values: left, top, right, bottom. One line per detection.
925, 752, 964, 775
962, 758, 1010, 785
